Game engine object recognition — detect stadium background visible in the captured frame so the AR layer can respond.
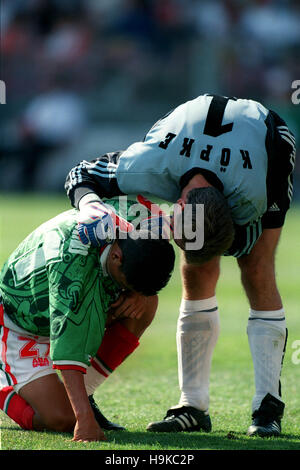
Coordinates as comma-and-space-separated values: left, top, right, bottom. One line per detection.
1, 0, 299, 196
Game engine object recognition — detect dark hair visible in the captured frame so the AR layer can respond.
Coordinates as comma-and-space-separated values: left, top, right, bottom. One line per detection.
181, 187, 235, 265
117, 230, 175, 296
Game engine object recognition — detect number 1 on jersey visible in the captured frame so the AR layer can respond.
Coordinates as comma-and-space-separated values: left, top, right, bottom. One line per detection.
203, 95, 234, 137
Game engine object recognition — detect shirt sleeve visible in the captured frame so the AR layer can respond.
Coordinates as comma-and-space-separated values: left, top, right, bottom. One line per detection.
47, 249, 106, 373
65, 151, 125, 208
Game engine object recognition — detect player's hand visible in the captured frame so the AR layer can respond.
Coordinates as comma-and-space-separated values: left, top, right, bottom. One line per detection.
108, 291, 148, 320
77, 201, 133, 247
72, 417, 107, 443
136, 194, 174, 240
139, 214, 174, 240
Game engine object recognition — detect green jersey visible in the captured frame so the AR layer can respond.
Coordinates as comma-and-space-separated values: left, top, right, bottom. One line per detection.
0, 197, 151, 372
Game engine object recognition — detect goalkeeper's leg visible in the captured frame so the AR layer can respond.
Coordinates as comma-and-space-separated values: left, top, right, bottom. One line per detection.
147, 257, 220, 432
238, 228, 287, 436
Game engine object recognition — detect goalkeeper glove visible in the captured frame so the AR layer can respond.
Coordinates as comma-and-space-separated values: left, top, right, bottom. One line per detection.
139, 214, 174, 240
136, 195, 174, 240
77, 202, 133, 247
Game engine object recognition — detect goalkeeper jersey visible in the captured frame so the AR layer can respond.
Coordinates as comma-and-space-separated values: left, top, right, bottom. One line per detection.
66, 94, 277, 226
0, 197, 150, 373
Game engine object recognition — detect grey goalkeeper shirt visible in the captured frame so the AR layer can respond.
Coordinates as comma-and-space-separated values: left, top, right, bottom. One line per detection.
66, 94, 271, 226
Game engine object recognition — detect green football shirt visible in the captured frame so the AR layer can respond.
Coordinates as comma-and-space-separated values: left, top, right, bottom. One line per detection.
0, 197, 151, 372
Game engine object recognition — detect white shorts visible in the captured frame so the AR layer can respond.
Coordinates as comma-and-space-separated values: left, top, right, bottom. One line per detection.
0, 307, 56, 393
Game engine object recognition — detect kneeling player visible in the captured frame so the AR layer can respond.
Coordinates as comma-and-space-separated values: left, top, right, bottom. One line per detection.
0, 197, 175, 442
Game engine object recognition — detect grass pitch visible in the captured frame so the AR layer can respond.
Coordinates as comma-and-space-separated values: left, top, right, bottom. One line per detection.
0, 194, 299, 451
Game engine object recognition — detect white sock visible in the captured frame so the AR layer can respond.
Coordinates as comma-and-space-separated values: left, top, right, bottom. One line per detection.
84, 359, 111, 396
247, 308, 287, 412
177, 297, 220, 412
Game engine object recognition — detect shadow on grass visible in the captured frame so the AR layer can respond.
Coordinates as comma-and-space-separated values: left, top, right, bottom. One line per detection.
105, 430, 300, 451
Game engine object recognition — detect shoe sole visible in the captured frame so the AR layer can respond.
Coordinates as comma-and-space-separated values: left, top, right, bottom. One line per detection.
247, 426, 281, 438
147, 422, 212, 433
103, 425, 126, 431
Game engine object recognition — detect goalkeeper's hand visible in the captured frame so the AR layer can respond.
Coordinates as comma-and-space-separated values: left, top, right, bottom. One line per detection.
139, 214, 174, 240
135, 194, 174, 240
77, 201, 133, 247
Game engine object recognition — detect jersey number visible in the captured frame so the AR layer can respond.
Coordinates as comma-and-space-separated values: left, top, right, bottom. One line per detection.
203, 95, 234, 137
19, 337, 50, 358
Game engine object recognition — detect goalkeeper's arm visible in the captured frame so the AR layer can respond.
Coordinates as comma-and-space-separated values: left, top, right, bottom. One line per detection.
65, 151, 134, 247
65, 151, 124, 209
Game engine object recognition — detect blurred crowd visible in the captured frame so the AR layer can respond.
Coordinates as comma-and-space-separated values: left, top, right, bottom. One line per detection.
3, 0, 300, 104
1, 0, 300, 193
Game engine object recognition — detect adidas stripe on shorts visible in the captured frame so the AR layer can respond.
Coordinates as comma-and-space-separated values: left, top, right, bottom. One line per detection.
226, 110, 296, 258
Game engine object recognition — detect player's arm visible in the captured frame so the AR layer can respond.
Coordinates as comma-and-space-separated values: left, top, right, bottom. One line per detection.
76, 187, 173, 249
65, 151, 124, 209
61, 369, 106, 442
65, 152, 135, 247
47, 253, 107, 442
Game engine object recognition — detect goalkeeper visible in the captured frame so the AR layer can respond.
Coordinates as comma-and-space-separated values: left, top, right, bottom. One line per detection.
64, 94, 296, 437
0, 197, 175, 442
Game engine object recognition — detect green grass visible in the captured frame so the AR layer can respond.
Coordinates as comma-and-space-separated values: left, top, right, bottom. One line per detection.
0, 194, 300, 451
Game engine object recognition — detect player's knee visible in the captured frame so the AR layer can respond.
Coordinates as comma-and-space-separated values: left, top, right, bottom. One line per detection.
182, 258, 220, 279
181, 258, 220, 296
238, 256, 275, 290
